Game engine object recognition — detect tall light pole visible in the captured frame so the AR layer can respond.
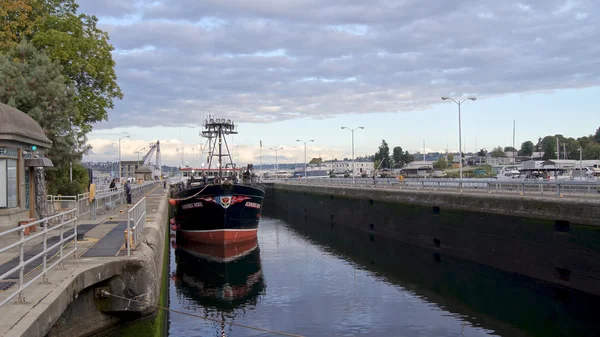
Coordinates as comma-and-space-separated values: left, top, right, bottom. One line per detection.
341, 126, 364, 182
441, 97, 476, 180
118, 135, 130, 183
296, 139, 314, 179
136, 147, 146, 168
270, 147, 283, 180
579, 146, 583, 176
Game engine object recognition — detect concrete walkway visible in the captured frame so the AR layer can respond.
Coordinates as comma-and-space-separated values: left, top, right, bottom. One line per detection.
0, 185, 169, 337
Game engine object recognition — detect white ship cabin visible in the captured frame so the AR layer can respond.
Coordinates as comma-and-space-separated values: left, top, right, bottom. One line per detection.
180, 167, 242, 179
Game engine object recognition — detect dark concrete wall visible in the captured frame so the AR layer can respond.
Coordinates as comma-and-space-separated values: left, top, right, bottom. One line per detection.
264, 201, 600, 337
268, 183, 600, 296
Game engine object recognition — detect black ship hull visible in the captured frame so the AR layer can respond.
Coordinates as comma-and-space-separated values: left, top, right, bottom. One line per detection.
173, 238, 265, 311
172, 183, 265, 245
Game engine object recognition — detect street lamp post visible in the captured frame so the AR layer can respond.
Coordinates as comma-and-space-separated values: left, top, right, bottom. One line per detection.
118, 135, 130, 183
296, 139, 314, 179
136, 147, 146, 168
341, 126, 364, 183
441, 97, 476, 180
270, 147, 283, 180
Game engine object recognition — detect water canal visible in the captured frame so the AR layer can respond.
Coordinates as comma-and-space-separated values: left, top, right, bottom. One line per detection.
164, 215, 600, 337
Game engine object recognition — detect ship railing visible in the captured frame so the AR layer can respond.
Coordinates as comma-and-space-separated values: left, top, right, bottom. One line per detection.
126, 197, 146, 256
279, 178, 600, 198
0, 209, 77, 307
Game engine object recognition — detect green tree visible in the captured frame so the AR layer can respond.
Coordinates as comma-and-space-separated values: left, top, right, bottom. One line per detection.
0, 40, 87, 193
577, 136, 592, 149
403, 151, 415, 166
541, 136, 557, 160
433, 157, 448, 170
0, 0, 40, 49
564, 138, 581, 159
504, 146, 517, 152
374, 139, 391, 169
308, 157, 322, 164
595, 127, 600, 143
392, 146, 404, 167
392, 146, 414, 168
0, 0, 123, 134
583, 143, 600, 160
476, 149, 486, 157
447, 153, 455, 162
490, 146, 506, 158
518, 141, 534, 156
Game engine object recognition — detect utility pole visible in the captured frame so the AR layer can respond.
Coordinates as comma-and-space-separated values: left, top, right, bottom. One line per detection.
296, 139, 314, 179
118, 134, 130, 183
270, 147, 283, 180
441, 96, 477, 180
341, 126, 365, 183
512, 119, 516, 166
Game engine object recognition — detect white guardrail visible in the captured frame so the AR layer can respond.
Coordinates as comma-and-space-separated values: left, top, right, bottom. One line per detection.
0, 209, 77, 306
278, 178, 600, 197
0, 181, 159, 307
126, 197, 147, 256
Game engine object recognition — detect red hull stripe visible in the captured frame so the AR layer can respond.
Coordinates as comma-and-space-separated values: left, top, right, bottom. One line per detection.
179, 228, 258, 245
178, 238, 258, 262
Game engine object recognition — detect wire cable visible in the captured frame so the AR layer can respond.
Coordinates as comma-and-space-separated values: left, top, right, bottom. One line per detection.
100, 290, 304, 337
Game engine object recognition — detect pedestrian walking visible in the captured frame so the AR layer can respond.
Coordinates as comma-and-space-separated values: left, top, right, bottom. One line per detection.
125, 180, 132, 204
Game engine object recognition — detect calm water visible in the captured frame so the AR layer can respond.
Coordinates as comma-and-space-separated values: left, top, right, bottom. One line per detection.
165, 216, 600, 337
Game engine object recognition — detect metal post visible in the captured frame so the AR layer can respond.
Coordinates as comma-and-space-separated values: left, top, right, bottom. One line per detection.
441, 97, 476, 186
351, 130, 355, 183
127, 212, 132, 256
59, 215, 64, 270
341, 127, 364, 184
304, 143, 307, 179
18, 229, 25, 303
296, 140, 314, 179
118, 135, 130, 183
42, 220, 48, 282
458, 102, 462, 181
74, 217, 78, 258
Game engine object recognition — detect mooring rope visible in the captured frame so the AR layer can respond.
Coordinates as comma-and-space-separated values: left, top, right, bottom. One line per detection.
100, 291, 304, 337
169, 184, 210, 202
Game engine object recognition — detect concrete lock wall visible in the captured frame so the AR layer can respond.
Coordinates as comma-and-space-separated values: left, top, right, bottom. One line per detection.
262, 202, 600, 337
268, 183, 600, 296
39, 196, 170, 337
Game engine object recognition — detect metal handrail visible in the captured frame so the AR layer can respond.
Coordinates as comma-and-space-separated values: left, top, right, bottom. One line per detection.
279, 178, 600, 197
126, 197, 146, 256
0, 209, 78, 306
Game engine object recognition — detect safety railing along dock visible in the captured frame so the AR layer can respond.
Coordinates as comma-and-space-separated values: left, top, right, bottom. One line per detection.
0, 209, 77, 307
280, 178, 600, 198
126, 197, 147, 256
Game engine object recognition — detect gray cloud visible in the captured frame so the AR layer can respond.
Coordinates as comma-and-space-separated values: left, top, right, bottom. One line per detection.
77, 0, 599, 129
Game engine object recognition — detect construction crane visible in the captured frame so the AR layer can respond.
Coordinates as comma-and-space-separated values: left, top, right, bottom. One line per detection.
140, 140, 162, 178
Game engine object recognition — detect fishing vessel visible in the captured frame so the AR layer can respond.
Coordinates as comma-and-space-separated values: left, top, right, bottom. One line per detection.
170, 117, 265, 245
172, 239, 265, 336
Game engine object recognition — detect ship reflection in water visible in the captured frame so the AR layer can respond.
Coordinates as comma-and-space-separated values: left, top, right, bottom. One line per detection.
171, 237, 265, 336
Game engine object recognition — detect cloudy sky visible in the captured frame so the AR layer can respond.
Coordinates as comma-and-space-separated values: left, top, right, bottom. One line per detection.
79, 0, 599, 167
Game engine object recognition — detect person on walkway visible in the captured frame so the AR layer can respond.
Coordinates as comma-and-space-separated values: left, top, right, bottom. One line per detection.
109, 179, 117, 191
125, 180, 132, 204
163, 179, 167, 189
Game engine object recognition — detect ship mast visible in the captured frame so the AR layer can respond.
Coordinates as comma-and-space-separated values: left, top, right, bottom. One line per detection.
201, 116, 237, 178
